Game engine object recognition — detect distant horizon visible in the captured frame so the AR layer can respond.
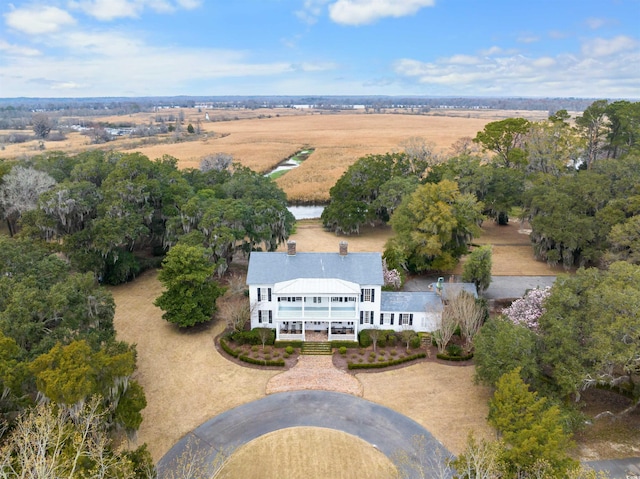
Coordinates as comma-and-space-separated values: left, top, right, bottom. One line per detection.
1, 1, 638, 98
1, 94, 636, 102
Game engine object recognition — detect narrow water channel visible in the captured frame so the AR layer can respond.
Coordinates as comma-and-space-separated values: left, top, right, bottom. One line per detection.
265, 149, 326, 219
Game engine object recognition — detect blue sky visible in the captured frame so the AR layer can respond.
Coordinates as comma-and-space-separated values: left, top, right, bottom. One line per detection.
1, 0, 639, 98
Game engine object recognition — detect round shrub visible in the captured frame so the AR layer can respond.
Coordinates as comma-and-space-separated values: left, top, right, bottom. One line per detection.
285, 345, 294, 355
446, 343, 463, 357
339, 346, 347, 355
409, 335, 421, 349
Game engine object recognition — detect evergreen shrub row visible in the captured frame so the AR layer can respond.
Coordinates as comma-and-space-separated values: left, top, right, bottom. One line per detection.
347, 352, 426, 370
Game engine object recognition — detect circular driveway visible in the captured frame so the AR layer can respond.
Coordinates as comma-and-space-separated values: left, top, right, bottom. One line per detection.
157, 390, 453, 479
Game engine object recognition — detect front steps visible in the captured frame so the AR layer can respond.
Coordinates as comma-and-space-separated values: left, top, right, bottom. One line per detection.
301, 341, 332, 355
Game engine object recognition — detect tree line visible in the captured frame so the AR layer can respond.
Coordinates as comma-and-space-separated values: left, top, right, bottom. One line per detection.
0, 150, 295, 476
321, 99, 640, 272
321, 99, 639, 476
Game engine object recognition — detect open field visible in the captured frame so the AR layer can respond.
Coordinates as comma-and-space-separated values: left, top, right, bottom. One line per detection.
286, 219, 563, 276
217, 428, 398, 479
1, 108, 553, 202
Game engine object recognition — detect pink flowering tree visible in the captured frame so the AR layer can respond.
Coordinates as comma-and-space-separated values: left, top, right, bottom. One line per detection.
382, 258, 402, 290
502, 286, 551, 331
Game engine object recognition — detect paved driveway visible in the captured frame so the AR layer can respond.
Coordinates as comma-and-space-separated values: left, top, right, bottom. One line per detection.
157, 390, 452, 479
404, 274, 557, 300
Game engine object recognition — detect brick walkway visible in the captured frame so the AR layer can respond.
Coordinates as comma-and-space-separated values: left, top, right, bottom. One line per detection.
266, 355, 363, 396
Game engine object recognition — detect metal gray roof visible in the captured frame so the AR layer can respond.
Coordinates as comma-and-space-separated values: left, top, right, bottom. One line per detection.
428, 282, 478, 300
246, 251, 384, 286
381, 291, 443, 313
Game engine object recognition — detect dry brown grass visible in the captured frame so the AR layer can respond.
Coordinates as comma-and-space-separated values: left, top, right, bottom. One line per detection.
216, 427, 398, 479
110, 271, 279, 461
453, 220, 565, 276
111, 219, 631, 471
111, 267, 491, 465
1, 108, 548, 203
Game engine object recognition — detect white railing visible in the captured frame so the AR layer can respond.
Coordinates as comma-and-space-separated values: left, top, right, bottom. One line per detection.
277, 307, 357, 320
278, 333, 304, 341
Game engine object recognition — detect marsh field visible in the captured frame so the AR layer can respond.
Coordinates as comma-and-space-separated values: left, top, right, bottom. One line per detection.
1, 107, 553, 202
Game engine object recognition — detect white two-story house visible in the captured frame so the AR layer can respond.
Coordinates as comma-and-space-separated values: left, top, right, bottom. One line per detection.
246, 241, 471, 342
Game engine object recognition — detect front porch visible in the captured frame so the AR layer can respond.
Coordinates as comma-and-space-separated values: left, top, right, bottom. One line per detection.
276, 320, 357, 342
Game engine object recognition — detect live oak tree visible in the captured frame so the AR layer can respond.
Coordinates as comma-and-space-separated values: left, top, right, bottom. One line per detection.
154, 243, 225, 327
384, 180, 483, 273
28, 340, 145, 430
474, 318, 540, 388
321, 153, 422, 234
523, 155, 640, 268
425, 155, 523, 224
539, 262, 640, 407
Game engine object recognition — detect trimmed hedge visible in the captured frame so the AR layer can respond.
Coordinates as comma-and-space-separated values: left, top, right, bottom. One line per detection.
232, 328, 275, 346
220, 337, 285, 367
275, 340, 303, 349
347, 352, 426, 370
436, 352, 474, 362
237, 355, 285, 367
219, 337, 238, 357
330, 340, 359, 349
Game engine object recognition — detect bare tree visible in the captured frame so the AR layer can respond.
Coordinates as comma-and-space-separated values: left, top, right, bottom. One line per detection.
219, 298, 254, 333
450, 136, 482, 157
0, 398, 136, 479
31, 113, 53, 139
200, 153, 234, 172
447, 291, 484, 353
159, 436, 229, 479
399, 136, 440, 175
256, 327, 272, 351
368, 327, 382, 353
450, 433, 503, 479
400, 326, 416, 352
432, 307, 457, 354
392, 434, 454, 479
0, 166, 56, 236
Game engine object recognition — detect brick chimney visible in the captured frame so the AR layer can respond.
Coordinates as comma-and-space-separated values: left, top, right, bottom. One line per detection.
287, 240, 296, 256
339, 241, 348, 256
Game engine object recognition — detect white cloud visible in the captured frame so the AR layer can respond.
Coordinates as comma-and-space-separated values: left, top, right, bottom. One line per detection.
5, 5, 76, 35
328, 0, 436, 26
293, 61, 339, 72
446, 54, 481, 65
532, 57, 555, 68
517, 34, 539, 44
582, 35, 638, 57
393, 44, 640, 97
176, 0, 201, 9
295, 0, 331, 25
0, 39, 41, 56
68, 0, 202, 21
585, 17, 606, 30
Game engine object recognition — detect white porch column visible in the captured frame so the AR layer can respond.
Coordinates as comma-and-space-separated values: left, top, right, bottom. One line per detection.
302, 320, 306, 341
